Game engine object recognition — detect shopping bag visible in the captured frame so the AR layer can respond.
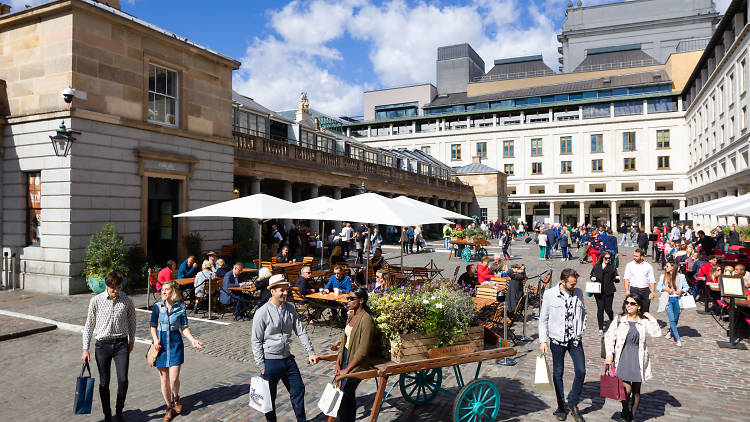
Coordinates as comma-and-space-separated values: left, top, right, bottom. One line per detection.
534, 354, 553, 391
318, 382, 344, 417
657, 292, 669, 313
600, 364, 626, 401
74, 362, 95, 414
586, 281, 602, 294
248, 376, 273, 414
679, 294, 696, 309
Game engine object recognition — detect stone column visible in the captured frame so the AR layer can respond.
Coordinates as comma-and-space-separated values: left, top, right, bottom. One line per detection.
610, 200, 617, 229
250, 177, 263, 195
282, 182, 293, 229
309, 184, 320, 236
548, 201, 555, 224
579, 201, 585, 227
679, 199, 686, 221
520, 201, 527, 223
333, 187, 342, 231
439, 199, 446, 209
644, 200, 651, 232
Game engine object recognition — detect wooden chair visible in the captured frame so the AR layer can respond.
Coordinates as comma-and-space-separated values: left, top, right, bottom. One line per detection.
271, 257, 278, 264
192, 279, 225, 318
288, 287, 326, 333
284, 264, 304, 282
147, 271, 161, 307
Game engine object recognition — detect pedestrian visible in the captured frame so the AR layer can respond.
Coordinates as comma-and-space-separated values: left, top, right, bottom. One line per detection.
539, 268, 587, 422
400, 227, 409, 255
370, 228, 383, 254
538, 230, 548, 260
270, 225, 284, 258
340, 222, 354, 258
545, 224, 557, 259
150, 281, 203, 421
590, 253, 619, 335
728, 224, 741, 248
629, 225, 638, 248
354, 231, 364, 264
604, 294, 661, 422
335, 287, 376, 422
560, 228, 570, 261
408, 226, 415, 253
656, 262, 689, 347
443, 223, 453, 250
623, 249, 656, 312
81, 271, 136, 422
636, 227, 649, 256
501, 230, 511, 260
619, 222, 629, 247
415, 225, 424, 253
251, 275, 320, 422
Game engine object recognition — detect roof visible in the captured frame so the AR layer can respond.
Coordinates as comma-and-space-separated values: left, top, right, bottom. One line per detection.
573, 48, 659, 73
424, 69, 670, 108
232, 91, 293, 123
456, 163, 499, 174
277, 108, 346, 125
482, 55, 554, 81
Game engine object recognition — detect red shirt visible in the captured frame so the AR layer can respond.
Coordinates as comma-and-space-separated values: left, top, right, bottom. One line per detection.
156, 267, 173, 290
477, 263, 493, 283
697, 263, 712, 280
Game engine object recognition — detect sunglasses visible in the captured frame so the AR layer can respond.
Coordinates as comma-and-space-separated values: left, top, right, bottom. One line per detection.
624, 300, 638, 306
604, 257, 611, 260
347, 296, 358, 301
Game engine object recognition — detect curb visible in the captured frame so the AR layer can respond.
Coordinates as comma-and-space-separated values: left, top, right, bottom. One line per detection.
0, 323, 56, 342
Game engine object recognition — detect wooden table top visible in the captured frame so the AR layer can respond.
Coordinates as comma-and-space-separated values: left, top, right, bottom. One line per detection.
228, 285, 257, 292
310, 270, 328, 279
241, 268, 258, 274
472, 297, 496, 310
491, 276, 510, 282
272, 262, 302, 269
400, 266, 444, 273
305, 292, 349, 303
175, 277, 195, 286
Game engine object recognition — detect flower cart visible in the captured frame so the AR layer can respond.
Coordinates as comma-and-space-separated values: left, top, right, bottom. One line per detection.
449, 239, 491, 262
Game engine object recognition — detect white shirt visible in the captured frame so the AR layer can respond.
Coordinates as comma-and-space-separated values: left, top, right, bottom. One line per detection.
340, 226, 354, 241
670, 227, 681, 241
624, 260, 656, 289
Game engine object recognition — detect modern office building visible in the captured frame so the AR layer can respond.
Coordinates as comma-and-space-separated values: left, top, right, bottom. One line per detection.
682, 0, 750, 228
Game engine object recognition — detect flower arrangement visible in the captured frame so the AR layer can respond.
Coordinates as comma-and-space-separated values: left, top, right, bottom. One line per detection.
370, 279, 478, 357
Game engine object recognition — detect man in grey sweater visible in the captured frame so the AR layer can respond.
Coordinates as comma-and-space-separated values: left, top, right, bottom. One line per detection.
251, 274, 320, 422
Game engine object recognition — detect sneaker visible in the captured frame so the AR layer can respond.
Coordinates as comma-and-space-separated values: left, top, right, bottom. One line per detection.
598, 329, 603, 336
568, 405, 585, 422
676, 340, 682, 347
665, 331, 672, 339
553, 407, 569, 421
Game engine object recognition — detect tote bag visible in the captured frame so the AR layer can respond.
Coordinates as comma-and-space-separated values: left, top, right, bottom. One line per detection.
679, 294, 696, 309
249, 376, 273, 414
74, 362, 96, 414
534, 354, 553, 391
657, 292, 669, 313
318, 382, 344, 417
585, 281, 602, 294
600, 364, 626, 401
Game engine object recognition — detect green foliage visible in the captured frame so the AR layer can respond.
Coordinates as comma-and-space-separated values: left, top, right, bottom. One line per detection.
738, 225, 750, 242
473, 229, 488, 240
233, 217, 256, 249
83, 223, 127, 280
417, 284, 476, 347
124, 244, 147, 288
184, 232, 204, 261
451, 229, 465, 239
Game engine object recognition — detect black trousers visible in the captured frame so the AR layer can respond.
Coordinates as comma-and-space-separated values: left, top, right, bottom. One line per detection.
593, 293, 614, 331
629, 287, 652, 313
94, 337, 130, 416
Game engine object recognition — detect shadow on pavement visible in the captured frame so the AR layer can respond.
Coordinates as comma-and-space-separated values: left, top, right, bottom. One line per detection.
122, 383, 248, 421
639, 389, 682, 421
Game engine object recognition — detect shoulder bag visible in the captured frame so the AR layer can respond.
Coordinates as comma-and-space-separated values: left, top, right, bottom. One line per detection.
146, 303, 167, 367
600, 364, 626, 401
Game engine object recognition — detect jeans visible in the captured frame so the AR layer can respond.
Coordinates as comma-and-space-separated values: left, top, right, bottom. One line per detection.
594, 293, 614, 331
337, 348, 363, 422
550, 340, 586, 410
444, 237, 450, 250
545, 244, 552, 259
561, 246, 569, 260
666, 296, 681, 340
94, 337, 130, 416
263, 356, 306, 422
620, 233, 629, 246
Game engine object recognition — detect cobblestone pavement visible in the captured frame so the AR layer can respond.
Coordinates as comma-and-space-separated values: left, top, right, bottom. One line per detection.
2, 239, 750, 421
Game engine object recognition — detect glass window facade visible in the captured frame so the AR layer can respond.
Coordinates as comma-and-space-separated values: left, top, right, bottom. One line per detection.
532, 162, 542, 174
647, 98, 677, 113
592, 159, 603, 171
504, 164, 514, 175
27, 171, 41, 246
560, 136, 572, 154
614, 100, 643, 116
531, 138, 542, 156
657, 156, 670, 169
591, 134, 603, 152
503, 140, 514, 157
623, 132, 636, 151
624, 158, 636, 170
232, 108, 269, 137
583, 103, 610, 119
657, 130, 670, 148
374, 102, 418, 120
148, 63, 178, 125
451, 144, 461, 160
476, 142, 487, 159
561, 161, 572, 173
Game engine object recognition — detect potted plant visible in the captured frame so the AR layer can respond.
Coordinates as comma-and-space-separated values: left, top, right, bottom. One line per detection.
474, 229, 488, 240
464, 228, 477, 242
124, 244, 148, 291
451, 229, 465, 241
83, 223, 128, 293
184, 232, 204, 261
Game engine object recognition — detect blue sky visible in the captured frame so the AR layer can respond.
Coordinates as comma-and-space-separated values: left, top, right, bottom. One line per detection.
11, 0, 732, 116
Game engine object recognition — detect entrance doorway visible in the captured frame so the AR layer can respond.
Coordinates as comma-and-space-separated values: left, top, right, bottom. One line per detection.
148, 178, 180, 266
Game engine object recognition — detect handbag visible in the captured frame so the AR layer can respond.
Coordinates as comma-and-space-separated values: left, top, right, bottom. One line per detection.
74, 362, 96, 414
657, 292, 669, 313
318, 381, 344, 417
586, 281, 602, 294
249, 376, 274, 413
600, 364, 626, 401
679, 293, 696, 309
534, 354, 553, 391
146, 305, 166, 367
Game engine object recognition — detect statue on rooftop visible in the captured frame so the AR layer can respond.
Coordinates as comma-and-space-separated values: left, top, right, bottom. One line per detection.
299, 92, 309, 114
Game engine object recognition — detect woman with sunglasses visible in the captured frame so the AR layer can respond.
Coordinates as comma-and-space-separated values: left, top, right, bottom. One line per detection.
604, 295, 661, 422
335, 287, 375, 422
590, 253, 620, 335
656, 261, 689, 346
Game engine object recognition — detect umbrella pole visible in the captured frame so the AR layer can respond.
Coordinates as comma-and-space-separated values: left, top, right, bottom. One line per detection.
258, 219, 263, 265
321, 221, 325, 268
400, 226, 404, 268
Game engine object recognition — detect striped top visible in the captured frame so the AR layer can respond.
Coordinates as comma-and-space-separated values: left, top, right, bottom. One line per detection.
82, 291, 137, 350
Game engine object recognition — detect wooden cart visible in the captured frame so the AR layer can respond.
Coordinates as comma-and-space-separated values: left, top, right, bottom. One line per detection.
320, 345, 517, 422
449, 239, 491, 262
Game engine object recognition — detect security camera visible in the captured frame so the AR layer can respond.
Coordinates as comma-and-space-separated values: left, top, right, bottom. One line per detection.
60, 86, 87, 103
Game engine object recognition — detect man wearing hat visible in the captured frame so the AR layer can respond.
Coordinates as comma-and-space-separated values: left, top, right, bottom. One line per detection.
206, 250, 218, 271
251, 274, 320, 422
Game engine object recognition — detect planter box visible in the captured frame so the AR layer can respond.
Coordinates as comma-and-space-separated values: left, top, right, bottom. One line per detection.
389, 326, 484, 363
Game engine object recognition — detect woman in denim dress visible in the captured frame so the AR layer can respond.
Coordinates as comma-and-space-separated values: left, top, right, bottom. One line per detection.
150, 281, 203, 421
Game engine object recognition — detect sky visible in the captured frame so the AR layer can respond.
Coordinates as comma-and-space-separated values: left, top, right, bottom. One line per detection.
9, 0, 734, 116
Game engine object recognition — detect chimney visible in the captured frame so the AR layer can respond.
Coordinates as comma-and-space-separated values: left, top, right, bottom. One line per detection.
472, 156, 482, 164
0, 4, 11, 16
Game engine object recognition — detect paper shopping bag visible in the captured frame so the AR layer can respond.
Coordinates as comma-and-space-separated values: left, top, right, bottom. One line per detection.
74, 362, 95, 414
679, 294, 696, 309
600, 364, 626, 401
657, 292, 669, 313
249, 376, 273, 414
585, 281, 601, 294
534, 355, 553, 391
318, 382, 343, 417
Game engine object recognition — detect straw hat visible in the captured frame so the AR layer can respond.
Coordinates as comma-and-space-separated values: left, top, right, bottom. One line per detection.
267, 274, 290, 290
206, 250, 217, 257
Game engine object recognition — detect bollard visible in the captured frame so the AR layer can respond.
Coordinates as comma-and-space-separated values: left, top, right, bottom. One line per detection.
146, 268, 152, 309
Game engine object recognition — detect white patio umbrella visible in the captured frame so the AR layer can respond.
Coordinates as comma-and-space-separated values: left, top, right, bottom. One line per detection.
690, 195, 745, 215
175, 193, 297, 318
676, 195, 738, 214
392, 195, 473, 220
287, 196, 338, 267
704, 194, 750, 217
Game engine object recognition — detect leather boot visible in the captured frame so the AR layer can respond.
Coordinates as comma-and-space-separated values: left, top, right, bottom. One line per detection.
99, 385, 112, 422
163, 403, 174, 422
172, 394, 182, 414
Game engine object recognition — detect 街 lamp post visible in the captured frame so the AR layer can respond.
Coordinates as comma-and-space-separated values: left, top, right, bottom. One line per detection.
49, 121, 80, 157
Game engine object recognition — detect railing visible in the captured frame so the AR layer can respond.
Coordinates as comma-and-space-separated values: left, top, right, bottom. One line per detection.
573, 59, 659, 73
233, 132, 472, 194
473, 69, 555, 82
677, 37, 710, 53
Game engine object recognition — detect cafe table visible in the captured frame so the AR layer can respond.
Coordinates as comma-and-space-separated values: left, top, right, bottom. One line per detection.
305, 292, 348, 334
229, 285, 257, 293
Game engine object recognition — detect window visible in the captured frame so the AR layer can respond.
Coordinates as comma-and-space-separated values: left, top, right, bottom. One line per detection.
656, 130, 670, 148
503, 140, 514, 157
583, 103, 610, 119
504, 164, 514, 175
480, 208, 488, 222
392, 124, 413, 135
591, 134, 603, 153
531, 138, 543, 156
370, 126, 389, 136
623, 132, 636, 151
27, 172, 41, 246
743, 106, 747, 130
624, 158, 636, 170
657, 156, 670, 169
614, 100, 643, 116
560, 136, 572, 154
420, 146, 431, 155
730, 116, 735, 137
647, 98, 677, 113
299, 130, 317, 149
417, 121, 437, 133
532, 162, 543, 174
729, 73, 735, 104
561, 161, 572, 173
592, 159, 603, 172
476, 142, 487, 159
233, 108, 268, 137
148, 63, 178, 125
742, 59, 747, 93
451, 144, 461, 161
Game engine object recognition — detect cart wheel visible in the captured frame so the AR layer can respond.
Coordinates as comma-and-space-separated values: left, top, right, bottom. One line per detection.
476, 248, 488, 259
461, 247, 472, 262
399, 368, 442, 405
452, 379, 500, 422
